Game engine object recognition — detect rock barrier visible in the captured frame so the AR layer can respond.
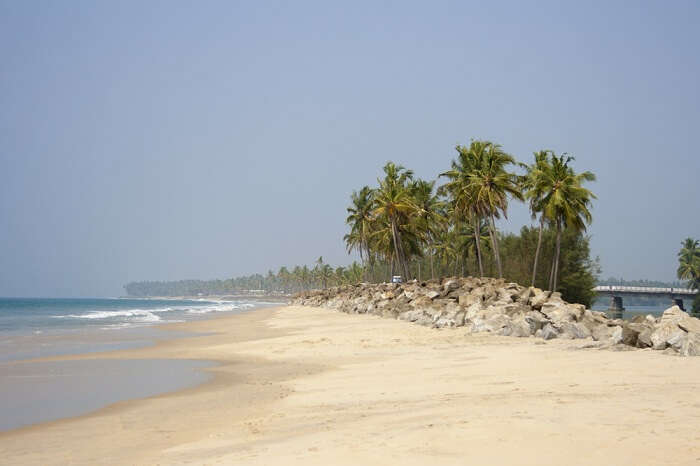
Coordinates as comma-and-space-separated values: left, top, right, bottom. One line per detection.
291, 277, 700, 356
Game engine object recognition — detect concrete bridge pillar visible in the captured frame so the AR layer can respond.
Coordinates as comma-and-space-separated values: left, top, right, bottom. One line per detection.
609, 296, 624, 319
672, 298, 685, 311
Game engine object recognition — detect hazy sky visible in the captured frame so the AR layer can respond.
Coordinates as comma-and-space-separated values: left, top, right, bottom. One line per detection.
1, 1, 698, 297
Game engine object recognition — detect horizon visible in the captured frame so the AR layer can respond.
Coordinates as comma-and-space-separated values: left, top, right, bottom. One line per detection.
2, 1, 699, 297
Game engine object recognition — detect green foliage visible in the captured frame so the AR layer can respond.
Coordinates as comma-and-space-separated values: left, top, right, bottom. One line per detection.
677, 237, 699, 290
126, 139, 606, 308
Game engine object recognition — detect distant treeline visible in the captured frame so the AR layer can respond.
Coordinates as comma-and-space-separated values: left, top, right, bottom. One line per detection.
597, 277, 686, 288
123, 226, 599, 306
123, 276, 282, 297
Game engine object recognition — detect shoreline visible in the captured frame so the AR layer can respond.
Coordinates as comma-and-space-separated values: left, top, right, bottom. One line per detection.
2, 305, 700, 465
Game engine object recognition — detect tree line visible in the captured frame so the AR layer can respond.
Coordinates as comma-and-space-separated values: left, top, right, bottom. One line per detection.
344, 140, 598, 305
125, 140, 602, 307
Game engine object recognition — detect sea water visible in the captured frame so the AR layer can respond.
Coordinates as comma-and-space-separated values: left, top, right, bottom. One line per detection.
0, 297, 278, 431
0, 297, 277, 361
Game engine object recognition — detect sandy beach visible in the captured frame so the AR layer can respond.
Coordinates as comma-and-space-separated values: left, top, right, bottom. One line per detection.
2, 305, 700, 465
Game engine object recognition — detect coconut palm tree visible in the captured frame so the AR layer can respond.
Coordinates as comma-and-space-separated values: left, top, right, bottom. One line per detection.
465, 141, 522, 279
536, 154, 596, 291
522, 150, 554, 286
346, 261, 364, 284
372, 162, 416, 280
677, 238, 699, 289
344, 186, 375, 269
439, 143, 486, 277
410, 179, 446, 279
455, 217, 490, 276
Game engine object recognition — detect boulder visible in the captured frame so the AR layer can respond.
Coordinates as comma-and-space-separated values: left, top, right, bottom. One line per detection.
610, 325, 638, 346
434, 310, 466, 328
539, 323, 559, 340
680, 333, 700, 357
650, 322, 686, 350
677, 316, 700, 334
442, 279, 461, 294
636, 327, 654, 348
558, 321, 592, 340
459, 293, 482, 307
660, 305, 690, 324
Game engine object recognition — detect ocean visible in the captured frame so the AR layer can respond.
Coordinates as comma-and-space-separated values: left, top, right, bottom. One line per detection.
0, 296, 278, 431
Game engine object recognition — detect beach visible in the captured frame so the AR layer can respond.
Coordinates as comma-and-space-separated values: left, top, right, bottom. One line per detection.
2, 305, 700, 465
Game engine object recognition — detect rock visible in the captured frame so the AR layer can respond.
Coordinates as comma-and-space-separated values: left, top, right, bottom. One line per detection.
636, 327, 653, 348
507, 317, 536, 337
515, 287, 533, 304
591, 324, 617, 342
650, 322, 686, 350
529, 289, 549, 309
541, 303, 583, 324
442, 279, 461, 294
290, 279, 700, 356
501, 303, 531, 317
667, 331, 687, 352
610, 324, 638, 346
558, 321, 591, 340
434, 310, 466, 328
540, 323, 559, 340
523, 312, 547, 334
398, 309, 427, 323
458, 293, 482, 307
410, 295, 433, 309
677, 316, 700, 334
680, 333, 700, 357
660, 305, 690, 324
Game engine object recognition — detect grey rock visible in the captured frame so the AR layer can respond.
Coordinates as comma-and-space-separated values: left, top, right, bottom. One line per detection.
680, 332, 700, 357
650, 322, 686, 350
540, 323, 559, 340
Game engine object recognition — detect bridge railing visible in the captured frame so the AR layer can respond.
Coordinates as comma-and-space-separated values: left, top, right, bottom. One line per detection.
593, 285, 698, 295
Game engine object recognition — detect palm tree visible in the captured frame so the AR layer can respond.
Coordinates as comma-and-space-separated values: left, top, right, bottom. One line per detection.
440, 143, 486, 277
536, 154, 596, 291
372, 162, 416, 280
455, 217, 490, 277
319, 264, 334, 289
523, 150, 554, 286
466, 141, 522, 279
344, 186, 375, 275
410, 179, 446, 279
346, 261, 364, 284
677, 238, 699, 289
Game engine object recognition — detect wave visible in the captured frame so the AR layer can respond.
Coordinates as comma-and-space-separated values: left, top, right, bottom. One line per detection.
51, 301, 261, 321
186, 303, 255, 314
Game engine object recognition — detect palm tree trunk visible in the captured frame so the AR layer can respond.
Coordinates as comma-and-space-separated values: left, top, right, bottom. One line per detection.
418, 260, 421, 281
552, 221, 562, 291
392, 220, 411, 280
473, 216, 484, 277
489, 214, 503, 279
430, 250, 435, 280
390, 219, 403, 279
531, 215, 545, 287
548, 245, 556, 292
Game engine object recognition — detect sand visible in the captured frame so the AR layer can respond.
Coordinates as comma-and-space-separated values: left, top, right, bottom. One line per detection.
1, 305, 700, 465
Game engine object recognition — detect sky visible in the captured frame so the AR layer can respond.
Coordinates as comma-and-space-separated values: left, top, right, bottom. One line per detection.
1, 1, 698, 297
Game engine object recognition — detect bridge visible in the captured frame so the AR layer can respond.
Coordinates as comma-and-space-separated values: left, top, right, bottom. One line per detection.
593, 285, 698, 318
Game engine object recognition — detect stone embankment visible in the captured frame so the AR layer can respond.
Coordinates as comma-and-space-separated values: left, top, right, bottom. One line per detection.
291, 277, 700, 356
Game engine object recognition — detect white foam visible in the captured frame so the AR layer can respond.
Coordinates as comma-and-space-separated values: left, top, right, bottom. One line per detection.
51, 300, 260, 323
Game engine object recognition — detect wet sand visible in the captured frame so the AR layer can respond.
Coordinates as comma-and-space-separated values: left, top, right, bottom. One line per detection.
1, 305, 700, 465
